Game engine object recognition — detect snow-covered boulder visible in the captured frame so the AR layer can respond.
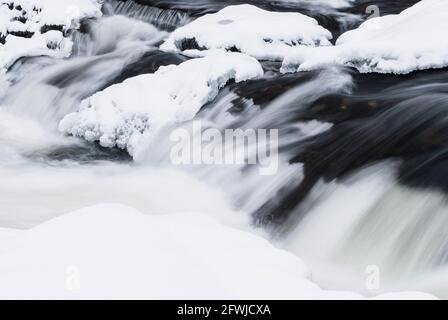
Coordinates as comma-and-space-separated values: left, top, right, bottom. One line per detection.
59, 51, 264, 155
282, 0, 448, 74
0, 203, 437, 299
0, 0, 102, 71
161, 4, 333, 61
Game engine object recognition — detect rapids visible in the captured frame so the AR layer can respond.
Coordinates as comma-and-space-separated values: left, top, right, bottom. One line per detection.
1, 0, 447, 298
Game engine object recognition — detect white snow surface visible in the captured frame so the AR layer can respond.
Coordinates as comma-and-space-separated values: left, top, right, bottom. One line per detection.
0, 0, 102, 71
0, 203, 438, 299
282, 0, 448, 74
161, 4, 333, 61
59, 51, 264, 155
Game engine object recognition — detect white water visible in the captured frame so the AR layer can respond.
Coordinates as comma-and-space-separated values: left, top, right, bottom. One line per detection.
283, 162, 448, 297
0, 10, 246, 231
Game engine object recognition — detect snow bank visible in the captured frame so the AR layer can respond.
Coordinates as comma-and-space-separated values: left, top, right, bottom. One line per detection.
282, 0, 448, 74
0, 203, 436, 299
161, 4, 333, 61
59, 51, 264, 155
0, 0, 102, 71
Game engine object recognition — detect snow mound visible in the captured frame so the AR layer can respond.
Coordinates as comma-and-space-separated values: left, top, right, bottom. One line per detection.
0, 203, 437, 299
282, 0, 448, 74
161, 4, 333, 61
59, 51, 264, 155
0, 0, 102, 71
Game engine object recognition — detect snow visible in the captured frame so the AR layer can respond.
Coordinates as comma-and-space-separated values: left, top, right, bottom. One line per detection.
0, 203, 437, 299
161, 4, 333, 61
0, 30, 72, 72
0, 0, 102, 71
282, 0, 448, 74
59, 51, 264, 155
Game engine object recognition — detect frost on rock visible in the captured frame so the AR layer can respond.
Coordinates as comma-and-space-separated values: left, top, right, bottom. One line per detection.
282, 0, 448, 74
59, 51, 264, 156
161, 4, 333, 61
0, 0, 102, 71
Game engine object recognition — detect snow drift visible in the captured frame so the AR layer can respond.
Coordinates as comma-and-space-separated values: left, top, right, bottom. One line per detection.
0, 203, 437, 299
282, 0, 448, 74
0, 0, 102, 71
59, 51, 264, 155
161, 4, 333, 61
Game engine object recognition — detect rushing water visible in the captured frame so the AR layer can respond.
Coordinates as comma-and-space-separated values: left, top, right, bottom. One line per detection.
1, 0, 448, 298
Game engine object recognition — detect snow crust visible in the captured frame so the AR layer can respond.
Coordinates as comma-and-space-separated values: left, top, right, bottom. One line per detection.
59, 51, 264, 155
161, 4, 333, 61
0, 203, 437, 299
282, 0, 448, 74
0, 0, 102, 71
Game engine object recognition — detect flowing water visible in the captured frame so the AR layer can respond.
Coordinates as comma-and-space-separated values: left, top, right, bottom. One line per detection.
1, 0, 447, 298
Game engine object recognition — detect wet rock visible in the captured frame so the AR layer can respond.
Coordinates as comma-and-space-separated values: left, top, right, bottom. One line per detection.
106, 50, 188, 88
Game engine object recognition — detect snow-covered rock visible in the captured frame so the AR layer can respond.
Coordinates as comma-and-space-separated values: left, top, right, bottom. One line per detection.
0, 203, 437, 299
161, 4, 333, 61
59, 51, 264, 155
0, 0, 102, 71
282, 0, 448, 74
